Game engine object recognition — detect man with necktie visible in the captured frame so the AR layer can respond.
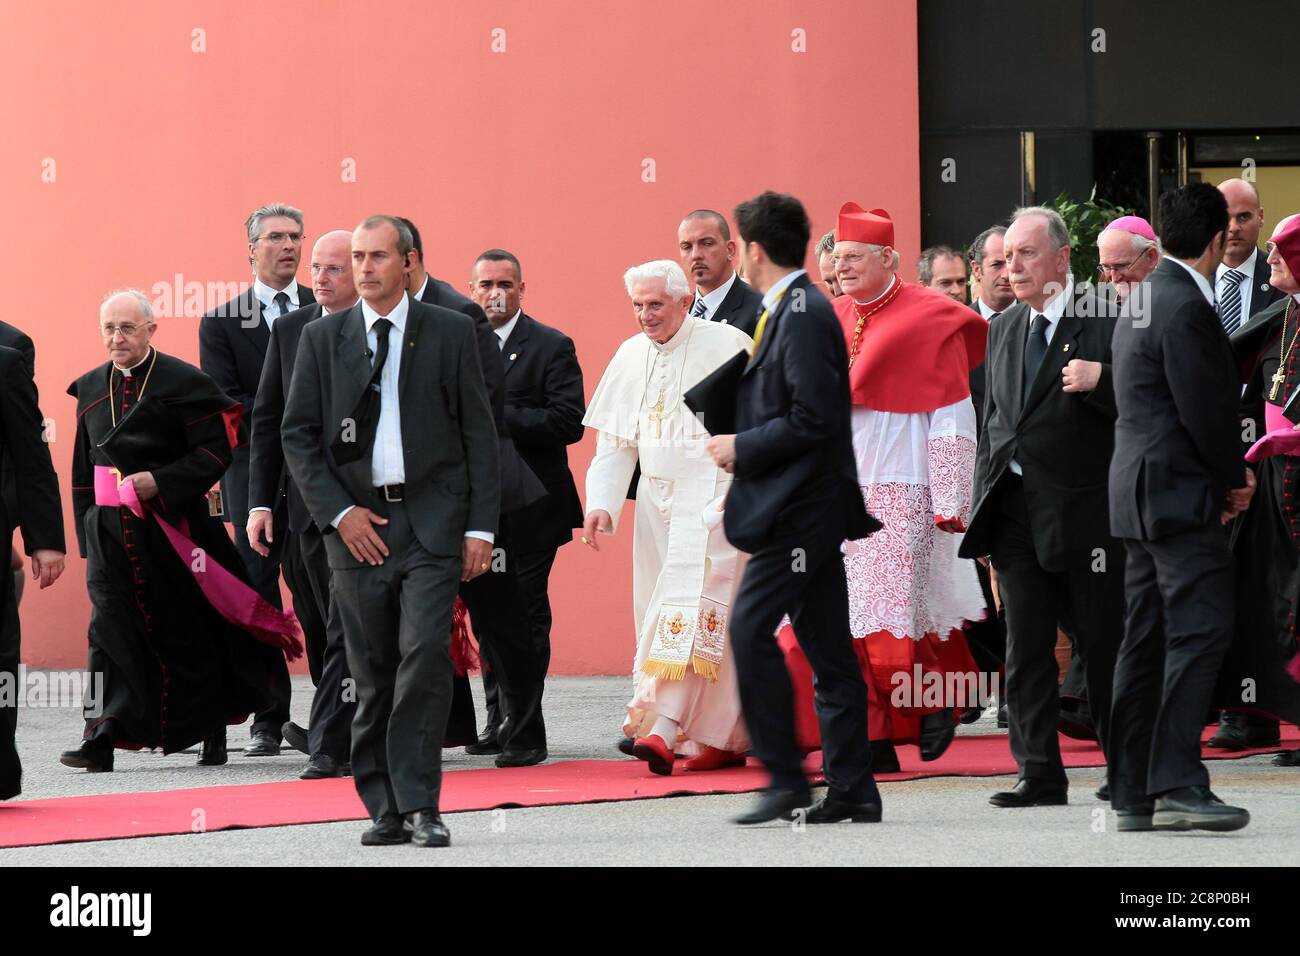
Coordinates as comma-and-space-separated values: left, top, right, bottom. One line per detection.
199, 203, 315, 761
282, 216, 499, 847
678, 209, 763, 336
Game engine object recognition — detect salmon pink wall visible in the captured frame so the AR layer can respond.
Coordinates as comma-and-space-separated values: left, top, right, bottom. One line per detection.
4, 0, 919, 674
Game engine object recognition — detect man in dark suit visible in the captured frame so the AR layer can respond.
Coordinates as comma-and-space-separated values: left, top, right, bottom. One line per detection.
247, 230, 358, 778
282, 215, 500, 848
708, 191, 881, 826
402, 219, 549, 765
0, 346, 65, 801
1209, 178, 1289, 751
1109, 183, 1254, 832
960, 207, 1124, 808
0, 322, 35, 666
918, 245, 969, 304
467, 249, 584, 752
199, 202, 315, 759
679, 209, 763, 336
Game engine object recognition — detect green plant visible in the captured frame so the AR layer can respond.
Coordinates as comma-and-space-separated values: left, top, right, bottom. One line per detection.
1043, 186, 1136, 288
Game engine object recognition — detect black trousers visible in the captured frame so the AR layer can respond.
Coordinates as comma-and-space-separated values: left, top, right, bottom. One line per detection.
457, 519, 547, 752
283, 525, 353, 762
729, 532, 878, 803
235, 519, 291, 740
333, 503, 460, 819
0, 560, 21, 799
480, 546, 558, 729
989, 477, 1124, 785
1110, 524, 1235, 809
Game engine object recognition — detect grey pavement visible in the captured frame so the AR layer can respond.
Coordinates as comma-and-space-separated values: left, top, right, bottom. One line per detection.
2, 674, 1298, 866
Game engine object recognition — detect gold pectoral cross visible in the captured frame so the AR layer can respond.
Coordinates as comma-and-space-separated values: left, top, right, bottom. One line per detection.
648, 391, 666, 438
1271, 369, 1287, 402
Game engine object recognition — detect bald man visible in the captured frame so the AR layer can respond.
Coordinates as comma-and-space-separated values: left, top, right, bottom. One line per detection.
248, 230, 359, 778
1216, 179, 1286, 335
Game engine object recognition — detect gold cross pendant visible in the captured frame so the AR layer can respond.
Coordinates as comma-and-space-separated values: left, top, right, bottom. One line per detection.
649, 392, 666, 438
1271, 369, 1287, 402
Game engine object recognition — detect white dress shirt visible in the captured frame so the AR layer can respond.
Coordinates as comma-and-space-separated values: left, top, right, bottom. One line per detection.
1009, 276, 1072, 475
693, 271, 738, 322
331, 293, 493, 544
253, 278, 302, 329
493, 310, 522, 349
1167, 256, 1217, 306
1217, 247, 1259, 320
976, 297, 1002, 321
761, 269, 807, 315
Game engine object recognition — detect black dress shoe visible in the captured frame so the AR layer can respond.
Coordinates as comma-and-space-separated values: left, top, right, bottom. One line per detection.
60, 740, 114, 773
465, 726, 503, 756
299, 754, 346, 779
733, 787, 811, 825
360, 814, 412, 846
919, 709, 956, 761
409, 809, 451, 847
870, 740, 901, 773
1207, 712, 1249, 750
495, 747, 548, 768
996, 704, 1008, 729
1058, 700, 1097, 741
989, 779, 1068, 807
281, 721, 310, 756
803, 794, 882, 824
0, 777, 19, 801
244, 730, 281, 757
617, 736, 636, 757
1152, 786, 1249, 832
197, 731, 227, 766
1116, 802, 1155, 831
959, 706, 983, 725
1271, 748, 1300, 767
1095, 778, 1110, 801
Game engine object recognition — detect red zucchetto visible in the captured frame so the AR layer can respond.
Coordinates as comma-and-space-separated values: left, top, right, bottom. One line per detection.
834, 202, 894, 247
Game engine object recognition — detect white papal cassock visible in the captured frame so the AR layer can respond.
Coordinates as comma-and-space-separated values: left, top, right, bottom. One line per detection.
583, 313, 752, 753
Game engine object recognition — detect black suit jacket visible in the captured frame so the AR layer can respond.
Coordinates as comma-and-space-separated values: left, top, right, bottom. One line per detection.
199, 284, 315, 526
248, 302, 330, 533
709, 274, 764, 336
961, 285, 1119, 571
1109, 259, 1245, 542
281, 298, 501, 567
0, 321, 35, 527
0, 347, 63, 555
725, 273, 878, 553
967, 300, 994, 434
417, 276, 544, 516
500, 313, 585, 552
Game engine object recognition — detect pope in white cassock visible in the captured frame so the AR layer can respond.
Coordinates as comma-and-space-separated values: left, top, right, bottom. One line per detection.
582, 260, 753, 776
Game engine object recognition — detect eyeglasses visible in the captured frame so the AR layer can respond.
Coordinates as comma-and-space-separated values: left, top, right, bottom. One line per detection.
830, 253, 866, 266
309, 264, 347, 277
1097, 258, 1140, 277
101, 324, 147, 338
256, 231, 303, 245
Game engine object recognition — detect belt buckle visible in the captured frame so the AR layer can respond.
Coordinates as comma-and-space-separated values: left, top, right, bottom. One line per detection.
383, 484, 402, 502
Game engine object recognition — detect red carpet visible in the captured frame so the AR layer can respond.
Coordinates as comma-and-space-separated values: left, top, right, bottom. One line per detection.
1, 728, 1294, 849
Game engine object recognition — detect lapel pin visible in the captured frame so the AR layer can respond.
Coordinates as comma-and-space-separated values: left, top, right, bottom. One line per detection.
509, 352, 518, 361
1063, 344, 1070, 353
1262, 283, 1270, 292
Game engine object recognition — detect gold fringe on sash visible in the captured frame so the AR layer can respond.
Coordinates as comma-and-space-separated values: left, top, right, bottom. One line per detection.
642, 659, 688, 681
691, 655, 720, 682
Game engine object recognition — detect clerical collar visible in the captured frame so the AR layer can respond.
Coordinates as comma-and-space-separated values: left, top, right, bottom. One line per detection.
852, 274, 898, 308
653, 312, 696, 353
114, 348, 154, 377
254, 277, 300, 310
695, 271, 738, 320
1293, 292, 1300, 305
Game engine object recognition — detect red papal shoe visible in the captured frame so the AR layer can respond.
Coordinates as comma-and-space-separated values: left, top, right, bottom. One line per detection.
631, 735, 675, 775
683, 747, 747, 772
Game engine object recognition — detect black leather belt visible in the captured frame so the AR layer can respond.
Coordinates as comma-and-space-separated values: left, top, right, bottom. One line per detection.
378, 483, 404, 502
